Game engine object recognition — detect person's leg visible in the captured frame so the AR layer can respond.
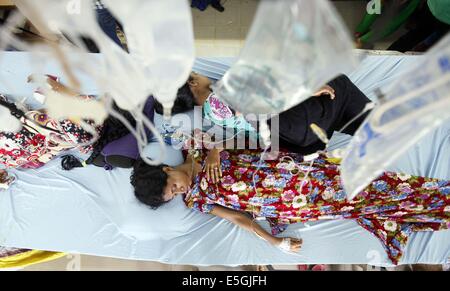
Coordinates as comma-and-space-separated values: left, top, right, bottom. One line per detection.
359, 0, 421, 48
273, 101, 309, 148
278, 137, 327, 155
95, 3, 123, 48
412, 28, 449, 52
387, 26, 434, 52
355, 11, 379, 37
72, 2, 123, 52
273, 75, 370, 154
388, 2, 438, 52
326, 75, 372, 136
274, 95, 335, 154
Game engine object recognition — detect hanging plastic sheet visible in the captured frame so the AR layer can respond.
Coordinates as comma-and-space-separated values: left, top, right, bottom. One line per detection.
341, 33, 450, 200
212, 0, 357, 116
12, 0, 173, 113
103, 0, 195, 116
1, 0, 196, 165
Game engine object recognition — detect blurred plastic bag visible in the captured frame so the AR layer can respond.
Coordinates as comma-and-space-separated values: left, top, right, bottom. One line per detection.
341, 33, 450, 200
212, 0, 357, 115
16, 0, 194, 116
7, 0, 194, 165
104, 0, 195, 116
15, 0, 152, 112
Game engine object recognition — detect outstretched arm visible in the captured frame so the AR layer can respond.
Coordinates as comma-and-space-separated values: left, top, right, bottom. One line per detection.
28, 75, 80, 97
210, 204, 302, 252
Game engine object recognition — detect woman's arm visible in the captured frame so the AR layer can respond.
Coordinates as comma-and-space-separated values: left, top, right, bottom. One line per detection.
28, 75, 79, 97
45, 77, 80, 97
210, 204, 302, 252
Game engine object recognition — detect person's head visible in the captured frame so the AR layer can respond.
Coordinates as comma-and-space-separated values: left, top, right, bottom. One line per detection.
131, 159, 191, 209
154, 72, 212, 115
187, 72, 212, 106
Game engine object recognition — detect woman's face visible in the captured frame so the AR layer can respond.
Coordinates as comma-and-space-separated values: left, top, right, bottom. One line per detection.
162, 167, 192, 202
189, 72, 212, 105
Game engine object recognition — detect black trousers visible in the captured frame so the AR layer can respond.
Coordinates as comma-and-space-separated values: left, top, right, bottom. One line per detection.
388, 4, 450, 52
274, 75, 371, 154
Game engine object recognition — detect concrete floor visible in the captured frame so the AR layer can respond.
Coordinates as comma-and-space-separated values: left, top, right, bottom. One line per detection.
192, 0, 402, 57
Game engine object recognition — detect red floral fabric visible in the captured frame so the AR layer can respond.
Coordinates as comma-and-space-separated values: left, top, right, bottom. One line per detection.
0, 95, 99, 169
185, 149, 450, 264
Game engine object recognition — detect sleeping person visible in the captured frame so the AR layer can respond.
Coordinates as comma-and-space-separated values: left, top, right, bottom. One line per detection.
60, 100, 151, 171
0, 92, 99, 189
0, 75, 150, 181
131, 148, 450, 265
154, 72, 373, 155
48, 76, 155, 171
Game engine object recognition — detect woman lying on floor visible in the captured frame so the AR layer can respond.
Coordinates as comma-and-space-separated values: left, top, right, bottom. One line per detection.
131, 147, 450, 265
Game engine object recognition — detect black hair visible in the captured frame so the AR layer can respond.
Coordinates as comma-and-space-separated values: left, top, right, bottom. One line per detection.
131, 160, 169, 209
154, 76, 195, 115
61, 102, 136, 170
0, 95, 25, 119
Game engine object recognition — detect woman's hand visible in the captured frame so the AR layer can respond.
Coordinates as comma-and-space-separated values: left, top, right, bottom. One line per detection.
210, 205, 303, 253
204, 148, 222, 183
273, 237, 303, 253
313, 84, 335, 100
0, 170, 8, 184
0, 169, 15, 189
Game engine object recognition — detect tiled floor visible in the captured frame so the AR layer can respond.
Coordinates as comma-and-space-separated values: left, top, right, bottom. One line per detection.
192, 0, 403, 57
192, 0, 378, 57
192, 0, 258, 56
20, 255, 442, 271
20, 254, 255, 271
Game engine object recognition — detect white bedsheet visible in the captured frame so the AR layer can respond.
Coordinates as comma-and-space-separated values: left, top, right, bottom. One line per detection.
0, 52, 449, 266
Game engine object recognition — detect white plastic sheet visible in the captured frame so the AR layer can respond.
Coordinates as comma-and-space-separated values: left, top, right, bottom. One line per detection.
13, 0, 154, 112
104, 0, 195, 116
341, 33, 450, 200
12, 0, 194, 116
0, 105, 21, 132
212, 0, 357, 115
1, 0, 196, 165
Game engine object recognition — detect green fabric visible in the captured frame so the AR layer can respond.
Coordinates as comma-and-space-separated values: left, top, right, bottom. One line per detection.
428, 0, 450, 24
356, 12, 380, 35
360, 0, 421, 44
